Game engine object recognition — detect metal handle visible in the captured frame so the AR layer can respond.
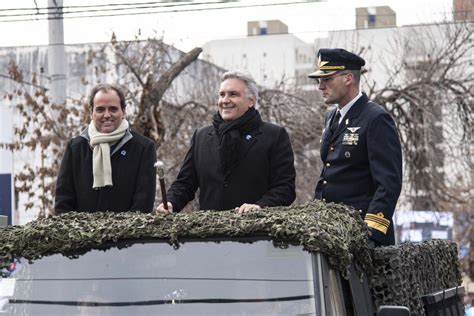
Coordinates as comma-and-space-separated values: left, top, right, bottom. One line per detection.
154, 161, 168, 210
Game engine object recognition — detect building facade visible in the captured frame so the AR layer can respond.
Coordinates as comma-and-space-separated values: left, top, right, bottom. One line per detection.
202, 20, 315, 89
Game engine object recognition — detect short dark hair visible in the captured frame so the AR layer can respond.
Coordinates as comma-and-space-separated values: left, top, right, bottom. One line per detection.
347, 70, 361, 85
88, 83, 126, 111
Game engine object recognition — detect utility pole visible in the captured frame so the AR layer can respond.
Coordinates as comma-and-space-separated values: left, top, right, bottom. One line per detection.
48, 0, 67, 105
44, 0, 66, 218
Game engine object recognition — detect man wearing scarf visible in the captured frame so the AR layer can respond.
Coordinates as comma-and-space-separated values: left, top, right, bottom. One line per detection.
156, 71, 296, 214
55, 84, 156, 213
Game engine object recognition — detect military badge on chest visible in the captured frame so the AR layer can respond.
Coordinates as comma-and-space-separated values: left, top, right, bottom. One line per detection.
342, 127, 360, 145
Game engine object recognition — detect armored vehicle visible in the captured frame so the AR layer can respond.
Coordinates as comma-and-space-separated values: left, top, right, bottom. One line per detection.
0, 202, 464, 315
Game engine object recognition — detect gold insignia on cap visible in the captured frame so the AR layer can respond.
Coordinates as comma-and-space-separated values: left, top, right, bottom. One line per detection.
364, 212, 390, 234
319, 60, 329, 68
320, 65, 346, 70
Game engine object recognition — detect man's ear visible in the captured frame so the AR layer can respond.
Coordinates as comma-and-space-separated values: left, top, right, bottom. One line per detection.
249, 96, 256, 108
345, 73, 354, 86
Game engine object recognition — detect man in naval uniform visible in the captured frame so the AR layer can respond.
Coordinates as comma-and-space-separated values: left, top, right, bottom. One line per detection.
308, 48, 402, 246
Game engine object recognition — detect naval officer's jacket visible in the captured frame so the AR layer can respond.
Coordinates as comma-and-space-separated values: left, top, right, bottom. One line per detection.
315, 93, 402, 245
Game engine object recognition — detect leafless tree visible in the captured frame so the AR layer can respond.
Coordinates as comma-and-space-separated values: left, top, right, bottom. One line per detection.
2, 36, 207, 216
2, 35, 324, 216
366, 22, 473, 212
365, 22, 473, 277
259, 86, 323, 203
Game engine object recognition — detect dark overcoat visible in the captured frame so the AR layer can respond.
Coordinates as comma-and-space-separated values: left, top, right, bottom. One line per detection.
315, 93, 402, 245
55, 129, 156, 214
167, 122, 296, 212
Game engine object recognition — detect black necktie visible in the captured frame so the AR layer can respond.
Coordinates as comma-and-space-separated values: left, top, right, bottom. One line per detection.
330, 111, 341, 134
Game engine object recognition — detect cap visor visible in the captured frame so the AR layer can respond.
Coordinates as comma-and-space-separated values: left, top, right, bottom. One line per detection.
307, 70, 337, 78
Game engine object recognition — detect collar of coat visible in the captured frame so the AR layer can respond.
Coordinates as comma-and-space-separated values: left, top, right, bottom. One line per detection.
80, 125, 133, 156
206, 123, 264, 138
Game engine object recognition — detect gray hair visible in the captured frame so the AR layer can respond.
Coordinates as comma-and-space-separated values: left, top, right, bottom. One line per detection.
220, 71, 259, 106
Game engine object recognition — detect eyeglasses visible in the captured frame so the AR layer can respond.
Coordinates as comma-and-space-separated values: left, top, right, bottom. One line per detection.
315, 72, 349, 85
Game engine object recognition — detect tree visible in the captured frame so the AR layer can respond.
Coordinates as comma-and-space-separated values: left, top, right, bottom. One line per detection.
2, 61, 84, 217
1, 34, 324, 216
1, 35, 207, 217
258, 86, 323, 202
365, 22, 473, 278
366, 22, 473, 212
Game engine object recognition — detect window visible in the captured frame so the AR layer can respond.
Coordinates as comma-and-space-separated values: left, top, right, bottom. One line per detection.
2, 239, 322, 315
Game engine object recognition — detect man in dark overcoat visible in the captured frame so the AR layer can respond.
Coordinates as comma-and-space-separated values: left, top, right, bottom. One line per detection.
308, 48, 402, 246
156, 71, 296, 214
55, 84, 156, 214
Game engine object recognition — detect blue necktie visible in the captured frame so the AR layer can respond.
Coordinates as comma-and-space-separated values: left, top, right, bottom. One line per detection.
330, 111, 341, 134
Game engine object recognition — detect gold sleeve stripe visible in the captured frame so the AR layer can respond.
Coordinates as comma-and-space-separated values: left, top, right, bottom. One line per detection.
365, 213, 390, 235
365, 213, 390, 226
365, 216, 390, 227
365, 220, 389, 234
319, 65, 346, 70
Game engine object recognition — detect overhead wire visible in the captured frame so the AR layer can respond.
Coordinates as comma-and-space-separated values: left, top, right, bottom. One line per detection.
0, 6, 465, 24
0, 0, 238, 11
0, 0, 314, 23
0, 1, 229, 16
0, 0, 464, 39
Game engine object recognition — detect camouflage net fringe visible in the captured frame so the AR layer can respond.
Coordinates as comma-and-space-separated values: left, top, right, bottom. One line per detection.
0, 201, 372, 274
370, 240, 462, 315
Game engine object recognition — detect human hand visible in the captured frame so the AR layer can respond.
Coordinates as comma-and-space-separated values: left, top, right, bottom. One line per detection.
367, 238, 381, 249
235, 203, 261, 214
155, 202, 173, 214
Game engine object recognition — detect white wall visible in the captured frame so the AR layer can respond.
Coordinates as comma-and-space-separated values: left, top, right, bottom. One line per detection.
202, 33, 315, 88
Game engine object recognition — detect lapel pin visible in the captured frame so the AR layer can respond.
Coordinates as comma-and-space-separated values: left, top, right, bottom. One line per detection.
121, 150, 127, 156
246, 135, 252, 140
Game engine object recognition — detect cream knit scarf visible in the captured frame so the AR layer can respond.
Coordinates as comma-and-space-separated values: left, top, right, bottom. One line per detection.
88, 119, 129, 189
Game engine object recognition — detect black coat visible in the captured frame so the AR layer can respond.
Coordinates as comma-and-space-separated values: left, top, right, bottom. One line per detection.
167, 122, 296, 212
55, 129, 156, 214
315, 93, 402, 245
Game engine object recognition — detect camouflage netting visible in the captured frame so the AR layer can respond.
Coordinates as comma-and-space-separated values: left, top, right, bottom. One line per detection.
0, 201, 372, 274
0, 201, 462, 315
370, 240, 462, 315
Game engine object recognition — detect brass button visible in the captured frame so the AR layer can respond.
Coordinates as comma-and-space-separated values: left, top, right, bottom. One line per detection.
323, 180, 327, 185
326, 163, 330, 167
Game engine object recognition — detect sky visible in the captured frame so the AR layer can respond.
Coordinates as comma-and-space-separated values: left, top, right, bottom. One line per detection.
0, 0, 454, 51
